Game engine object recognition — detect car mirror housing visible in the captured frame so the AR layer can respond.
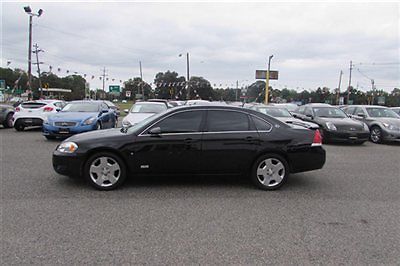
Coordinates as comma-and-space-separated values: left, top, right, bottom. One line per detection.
357, 112, 365, 118
124, 109, 129, 114
101, 109, 108, 113
306, 114, 314, 119
149, 127, 161, 135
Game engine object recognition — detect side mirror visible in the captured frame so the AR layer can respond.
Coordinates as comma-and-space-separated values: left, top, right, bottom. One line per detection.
149, 127, 161, 135
357, 112, 365, 118
56, 108, 61, 112
306, 114, 314, 119
101, 109, 108, 113
124, 109, 129, 114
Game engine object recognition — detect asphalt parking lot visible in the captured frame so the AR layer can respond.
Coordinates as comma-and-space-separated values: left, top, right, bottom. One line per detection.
1, 127, 399, 264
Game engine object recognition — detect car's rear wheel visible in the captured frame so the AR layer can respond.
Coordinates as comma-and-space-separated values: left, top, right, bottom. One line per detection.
84, 152, 126, 190
251, 154, 289, 190
14, 120, 25, 131
3, 113, 13, 128
370, 126, 383, 144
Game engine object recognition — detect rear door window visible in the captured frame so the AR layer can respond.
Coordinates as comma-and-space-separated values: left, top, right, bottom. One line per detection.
207, 110, 250, 132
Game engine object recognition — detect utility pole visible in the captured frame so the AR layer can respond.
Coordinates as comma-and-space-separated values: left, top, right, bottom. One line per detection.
371, 79, 375, 105
347, 61, 353, 104
32, 44, 44, 98
336, 70, 343, 105
265, 55, 273, 104
27, 16, 33, 92
186, 53, 190, 100
235, 80, 239, 101
101, 67, 107, 96
139, 61, 144, 100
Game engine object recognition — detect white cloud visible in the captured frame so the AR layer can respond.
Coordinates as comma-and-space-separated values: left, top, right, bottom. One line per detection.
1, 2, 399, 92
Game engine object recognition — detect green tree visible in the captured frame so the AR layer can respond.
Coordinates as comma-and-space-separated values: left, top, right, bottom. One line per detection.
153, 71, 186, 99
123, 77, 152, 100
189, 76, 214, 100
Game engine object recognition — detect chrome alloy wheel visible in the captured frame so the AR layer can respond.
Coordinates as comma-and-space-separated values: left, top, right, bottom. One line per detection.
89, 157, 121, 187
370, 127, 382, 143
256, 158, 285, 187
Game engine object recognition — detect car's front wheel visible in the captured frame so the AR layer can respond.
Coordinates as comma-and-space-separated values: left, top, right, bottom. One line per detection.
370, 126, 383, 144
251, 154, 289, 190
84, 152, 127, 190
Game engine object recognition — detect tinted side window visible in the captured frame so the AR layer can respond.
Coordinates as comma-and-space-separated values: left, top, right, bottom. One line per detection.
305, 108, 313, 116
207, 110, 249, 132
354, 107, 365, 116
297, 106, 305, 114
252, 116, 272, 131
151, 111, 203, 133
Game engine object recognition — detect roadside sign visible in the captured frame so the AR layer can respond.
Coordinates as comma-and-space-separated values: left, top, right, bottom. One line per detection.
255, 70, 279, 80
109, 85, 120, 94
377, 96, 385, 105
126, 90, 131, 97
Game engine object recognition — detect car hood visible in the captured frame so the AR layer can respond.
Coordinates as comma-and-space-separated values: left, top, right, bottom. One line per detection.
276, 117, 319, 129
66, 128, 126, 143
49, 112, 99, 122
123, 113, 155, 125
316, 117, 364, 130
372, 117, 400, 126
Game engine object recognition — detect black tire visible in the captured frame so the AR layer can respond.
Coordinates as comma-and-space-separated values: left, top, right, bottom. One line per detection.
14, 120, 25, 131
3, 113, 14, 128
370, 126, 383, 144
84, 152, 127, 190
251, 153, 289, 191
45, 135, 56, 140
96, 122, 102, 130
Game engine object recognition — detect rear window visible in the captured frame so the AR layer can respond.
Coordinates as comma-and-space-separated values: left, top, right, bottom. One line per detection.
21, 102, 46, 109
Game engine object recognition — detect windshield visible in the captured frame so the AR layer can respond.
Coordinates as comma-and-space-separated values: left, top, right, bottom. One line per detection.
313, 107, 347, 118
366, 107, 399, 118
62, 103, 100, 112
257, 107, 292, 117
130, 103, 167, 113
125, 111, 166, 134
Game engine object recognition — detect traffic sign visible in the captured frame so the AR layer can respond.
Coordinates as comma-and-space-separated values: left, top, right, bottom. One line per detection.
109, 85, 120, 93
255, 70, 279, 80
126, 90, 131, 97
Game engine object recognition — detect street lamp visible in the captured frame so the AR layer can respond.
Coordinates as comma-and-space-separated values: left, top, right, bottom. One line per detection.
24, 6, 43, 94
179, 53, 190, 100
265, 55, 273, 104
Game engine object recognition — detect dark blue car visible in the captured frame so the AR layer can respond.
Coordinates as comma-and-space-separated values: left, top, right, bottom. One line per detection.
43, 101, 117, 139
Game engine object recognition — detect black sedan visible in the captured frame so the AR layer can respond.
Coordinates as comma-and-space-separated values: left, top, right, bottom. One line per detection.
53, 105, 326, 190
293, 103, 370, 144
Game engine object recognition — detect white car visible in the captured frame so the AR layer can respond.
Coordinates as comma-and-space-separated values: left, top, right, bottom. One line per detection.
13, 100, 66, 131
122, 102, 168, 127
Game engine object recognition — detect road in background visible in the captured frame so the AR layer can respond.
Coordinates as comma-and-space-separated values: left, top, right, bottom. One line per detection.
1, 128, 399, 264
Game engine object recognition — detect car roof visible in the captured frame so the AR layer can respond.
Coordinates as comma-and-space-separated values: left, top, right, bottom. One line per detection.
304, 103, 333, 107
134, 101, 167, 106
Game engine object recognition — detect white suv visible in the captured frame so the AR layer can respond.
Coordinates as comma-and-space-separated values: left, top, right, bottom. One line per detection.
13, 100, 66, 131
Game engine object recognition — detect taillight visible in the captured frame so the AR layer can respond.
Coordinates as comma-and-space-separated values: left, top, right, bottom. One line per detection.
15, 107, 21, 112
312, 129, 322, 146
43, 106, 54, 112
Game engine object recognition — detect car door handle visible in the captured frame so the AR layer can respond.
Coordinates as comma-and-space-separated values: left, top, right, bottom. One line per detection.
184, 138, 193, 144
245, 136, 254, 142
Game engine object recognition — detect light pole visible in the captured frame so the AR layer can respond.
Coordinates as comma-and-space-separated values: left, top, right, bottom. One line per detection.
24, 6, 43, 95
265, 55, 273, 104
179, 53, 190, 100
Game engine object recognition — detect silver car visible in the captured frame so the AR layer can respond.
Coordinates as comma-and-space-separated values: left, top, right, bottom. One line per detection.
122, 102, 168, 127
342, 105, 400, 143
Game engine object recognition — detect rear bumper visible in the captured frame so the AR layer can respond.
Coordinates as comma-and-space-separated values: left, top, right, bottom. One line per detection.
288, 146, 326, 173
322, 130, 370, 143
14, 117, 43, 127
52, 151, 85, 177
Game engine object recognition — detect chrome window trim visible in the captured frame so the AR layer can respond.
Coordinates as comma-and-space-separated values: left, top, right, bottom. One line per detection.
138, 108, 274, 137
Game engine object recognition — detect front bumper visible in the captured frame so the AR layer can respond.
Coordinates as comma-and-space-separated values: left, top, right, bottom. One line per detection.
52, 150, 85, 177
381, 128, 400, 141
322, 130, 370, 143
43, 123, 97, 138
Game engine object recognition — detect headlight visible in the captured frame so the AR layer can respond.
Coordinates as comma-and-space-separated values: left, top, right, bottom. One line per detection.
83, 117, 96, 125
363, 123, 369, 131
382, 122, 396, 130
57, 142, 78, 153
325, 122, 337, 131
